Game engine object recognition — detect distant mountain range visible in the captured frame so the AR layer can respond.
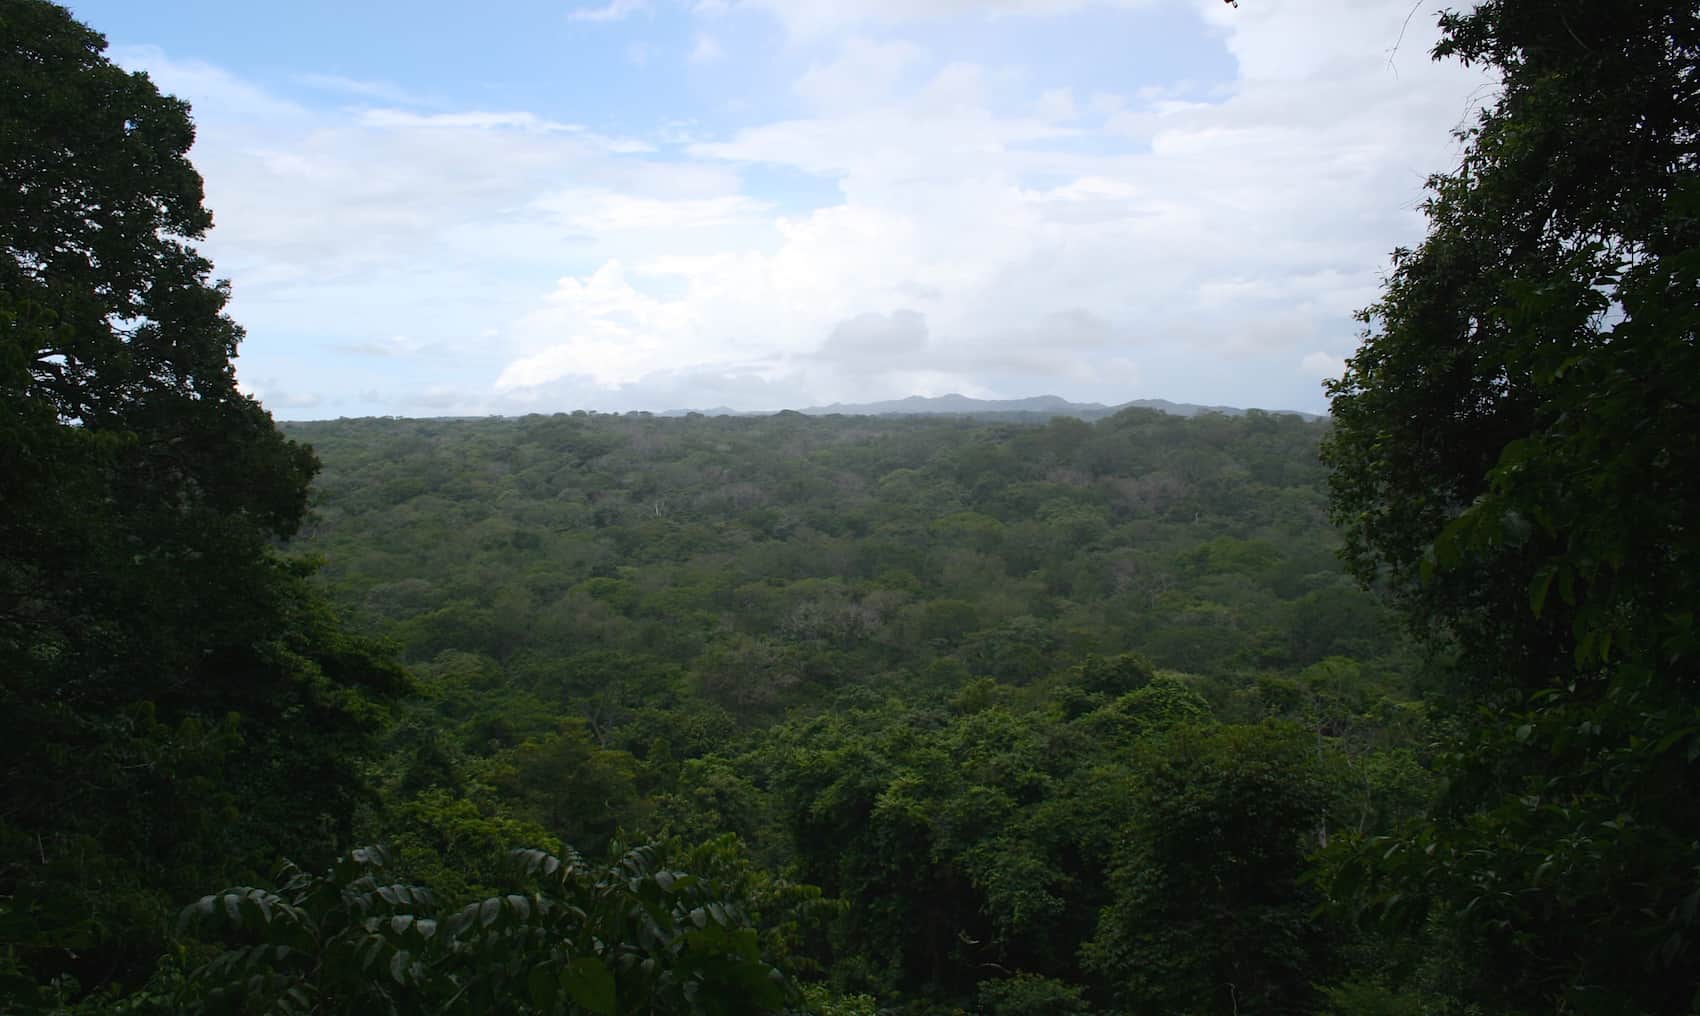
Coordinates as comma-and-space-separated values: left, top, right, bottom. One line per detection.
663, 394, 1324, 422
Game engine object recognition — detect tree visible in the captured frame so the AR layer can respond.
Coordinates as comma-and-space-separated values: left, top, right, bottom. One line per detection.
1322, 1, 1700, 1009
1, 0, 405, 995
1082, 723, 1334, 1015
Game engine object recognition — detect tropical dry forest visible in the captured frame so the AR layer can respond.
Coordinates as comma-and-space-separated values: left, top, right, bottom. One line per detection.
3, 0, 1698, 1013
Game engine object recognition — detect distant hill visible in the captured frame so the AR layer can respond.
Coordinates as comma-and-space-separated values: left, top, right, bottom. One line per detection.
660, 393, 1324, 421
1112, 397, 1324, 421
657, 406, 743, 417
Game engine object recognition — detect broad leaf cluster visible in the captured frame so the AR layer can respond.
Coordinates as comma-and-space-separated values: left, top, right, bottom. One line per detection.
173, 843, 799, 1015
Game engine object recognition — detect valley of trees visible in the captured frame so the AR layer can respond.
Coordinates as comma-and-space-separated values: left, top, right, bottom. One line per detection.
271, 407, 1422, 1013
2, 0, 1696, 1013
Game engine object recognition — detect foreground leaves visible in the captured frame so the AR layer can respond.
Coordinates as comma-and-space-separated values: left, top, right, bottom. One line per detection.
174, 843, 798, 1015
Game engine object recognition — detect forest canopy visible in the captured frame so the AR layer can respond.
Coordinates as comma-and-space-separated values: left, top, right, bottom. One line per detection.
3, 0, 1698, 1013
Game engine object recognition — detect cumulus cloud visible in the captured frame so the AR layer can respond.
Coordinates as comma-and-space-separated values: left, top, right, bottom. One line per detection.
110, 0, 1492, 419
815, 309, 930, 367
496, 261, 702, 390
626, 5, 1472, 409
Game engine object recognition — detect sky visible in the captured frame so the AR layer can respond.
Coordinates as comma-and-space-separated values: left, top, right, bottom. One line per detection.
68, 0, 1495, 419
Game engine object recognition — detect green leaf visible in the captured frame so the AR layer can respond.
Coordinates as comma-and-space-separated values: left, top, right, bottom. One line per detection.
528, 963, 559, 1008
563, 956, 618, 1016
445, 904, 477, 938
359, 933, 388, 972
1529, 566, 1556, 617
505, 893, 532, 922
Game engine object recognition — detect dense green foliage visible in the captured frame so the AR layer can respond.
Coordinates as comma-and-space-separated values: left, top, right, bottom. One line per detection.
244, 408, 1424, 1013
1, 0, 405, 1001
3, 9, 1419, 1006
285, 408, 1401, 714
7, 0, 1697, 1012
1324, 0, 1700, 1011
173, 840, 817, 1015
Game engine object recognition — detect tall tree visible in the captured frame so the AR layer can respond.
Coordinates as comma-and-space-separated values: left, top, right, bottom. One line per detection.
0, 0, 405, 996
1323, 1, 1700, 1009
1083, 723, 1333, 1016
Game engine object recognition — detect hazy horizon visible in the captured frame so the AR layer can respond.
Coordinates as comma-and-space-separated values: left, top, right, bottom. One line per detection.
275, 390, 1326, 423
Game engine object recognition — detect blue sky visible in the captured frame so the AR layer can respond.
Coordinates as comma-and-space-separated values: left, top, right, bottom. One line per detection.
66, 0, 1492, 418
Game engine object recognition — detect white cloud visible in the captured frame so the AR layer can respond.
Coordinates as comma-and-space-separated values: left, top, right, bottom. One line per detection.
357, 109, 566, 130
498, 3, 1488, 412
340, 334, 433, 357
689, 34, 725, 63
1034, 87, 1078, 123
112, 0, 1493, 418
497, 261, 703, 389
296, 73, 430, 106
569, 0, 649, 22
1299, 350, 1347, 380
241, 380, 324, 410
794, 37, 924, 109
815, 309, 930, 366
112, 46, 306, 120
532, 189, 770, 232
707, 0, 1158, 37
